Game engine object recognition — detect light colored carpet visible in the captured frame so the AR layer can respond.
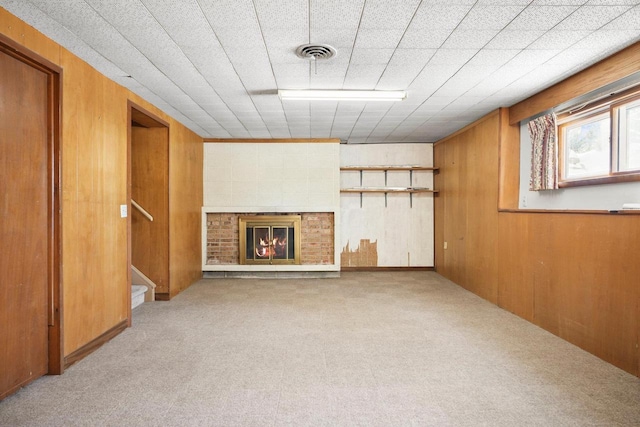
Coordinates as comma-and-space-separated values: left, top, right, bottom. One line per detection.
1, 272, 639, 426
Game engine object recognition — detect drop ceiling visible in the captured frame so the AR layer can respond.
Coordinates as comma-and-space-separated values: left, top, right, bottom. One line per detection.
2, 0, 639, 143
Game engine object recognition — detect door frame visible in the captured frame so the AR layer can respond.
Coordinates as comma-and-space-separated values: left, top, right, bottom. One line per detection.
127, 101, 170, 323
0, 35, 63, 375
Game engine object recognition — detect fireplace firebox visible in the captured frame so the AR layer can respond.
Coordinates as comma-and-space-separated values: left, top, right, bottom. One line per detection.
239, 215, 301, 265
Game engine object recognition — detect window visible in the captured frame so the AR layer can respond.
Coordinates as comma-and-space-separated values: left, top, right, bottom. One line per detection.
558, 91, 640, 187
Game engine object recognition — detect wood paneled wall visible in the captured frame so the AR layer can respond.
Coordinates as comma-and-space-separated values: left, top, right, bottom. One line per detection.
169, 125, 203, 298
435, 112, 501, 303
434, 109, 640, 376
1, 9, 203, 358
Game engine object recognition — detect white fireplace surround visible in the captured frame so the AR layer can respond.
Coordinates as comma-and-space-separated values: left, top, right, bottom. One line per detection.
202, 142, 341, 272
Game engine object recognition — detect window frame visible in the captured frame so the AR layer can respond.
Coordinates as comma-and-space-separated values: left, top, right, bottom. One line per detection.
557, 89, 640, 188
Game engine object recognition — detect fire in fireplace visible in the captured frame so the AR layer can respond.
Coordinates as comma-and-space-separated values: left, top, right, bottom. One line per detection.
239, 215, 301, 264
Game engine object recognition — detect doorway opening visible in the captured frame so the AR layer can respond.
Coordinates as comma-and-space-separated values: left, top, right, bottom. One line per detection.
128, 103, 169, 319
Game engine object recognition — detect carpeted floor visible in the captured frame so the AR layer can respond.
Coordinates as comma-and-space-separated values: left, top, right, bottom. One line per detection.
1, 271, 639, 426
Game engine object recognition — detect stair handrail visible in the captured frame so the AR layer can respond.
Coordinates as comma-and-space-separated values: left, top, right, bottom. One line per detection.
131, 199, 154, 222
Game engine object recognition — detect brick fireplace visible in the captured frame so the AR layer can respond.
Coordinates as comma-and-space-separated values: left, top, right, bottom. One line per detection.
206, 212, 334, 266
202, 140, 341, 274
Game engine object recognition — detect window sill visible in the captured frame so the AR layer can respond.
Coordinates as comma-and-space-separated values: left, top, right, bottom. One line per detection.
498, 208, 640, 215
559, 172, 640, 188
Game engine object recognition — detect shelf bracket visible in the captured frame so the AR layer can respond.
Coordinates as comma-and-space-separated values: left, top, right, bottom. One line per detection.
384, 170, 388, 207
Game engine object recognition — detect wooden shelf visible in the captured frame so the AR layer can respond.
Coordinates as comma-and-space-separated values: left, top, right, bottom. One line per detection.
341, 187, 438, 194
340, 166, 439, 207
340, 166, 439, 172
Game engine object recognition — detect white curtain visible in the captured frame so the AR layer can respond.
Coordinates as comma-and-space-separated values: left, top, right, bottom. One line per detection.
528, 113, 558, 191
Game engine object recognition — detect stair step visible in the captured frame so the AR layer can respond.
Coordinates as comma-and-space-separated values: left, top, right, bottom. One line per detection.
132, 284, 147, 310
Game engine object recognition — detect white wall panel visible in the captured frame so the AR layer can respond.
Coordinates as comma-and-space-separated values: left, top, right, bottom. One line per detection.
340, 144, 435, 267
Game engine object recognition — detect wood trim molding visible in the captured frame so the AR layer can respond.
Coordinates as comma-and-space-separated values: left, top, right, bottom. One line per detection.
497, 108, 521, 210
509, 41, 640, 125
127, 100, 170, 128
63, 320, 127, 369
204, 138, 340, 143
0, 33, 62, 74
155, 293, 170, 301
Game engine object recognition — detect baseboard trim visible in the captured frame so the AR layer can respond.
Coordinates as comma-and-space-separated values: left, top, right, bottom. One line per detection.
155, 293, 170, 301
0, 367, 48, 400
63, 320, 128, 369
341, 267, 435, 272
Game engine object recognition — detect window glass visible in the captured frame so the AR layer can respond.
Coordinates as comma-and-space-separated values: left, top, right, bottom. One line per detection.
563, 114, 610, 180
620, 102, 640, 171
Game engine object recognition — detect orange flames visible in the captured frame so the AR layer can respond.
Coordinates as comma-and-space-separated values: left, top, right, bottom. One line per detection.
255, 236, 287, 258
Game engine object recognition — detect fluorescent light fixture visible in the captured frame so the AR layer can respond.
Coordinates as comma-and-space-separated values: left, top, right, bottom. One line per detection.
278, 89, 406, 102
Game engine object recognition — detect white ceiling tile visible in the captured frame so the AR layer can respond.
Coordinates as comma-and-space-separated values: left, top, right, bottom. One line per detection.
389, 49, 437, 66
350, 48, 395, 65
585, 0, 638, 4
309, 75, 347, 89
376, 68, 424, 90
198, 0, 259, 29
484, 30, 546, 49
555, 5, 632, 30
429, 49, 479, 67
410, 4, 474, 29
602, 5, 640, 29
267, 47, 308, 65
442, 29, 499, 49
527, 30, 592, 50
309, 58, 349, 81
508, 49, 561, 68
225, 47, 271, 65
398, 28, 453, 49
447, 96, 487, 109
343, 64, 387, 89
311, 0, 365, 28
421, 96, 458, 107
254, 0, 308, 29
359, 0, 421, 29
310, 28, 358, 48
467, 49, 521, 67
476, 0, 532, 5
262, 27, 308, 48
354, 29, 407, 49
215, 27, 265, 48
272, 63, 310, 89
506, 6, 580, 30
531, 0, 588, 5
570, 30, 640, 52
458, 6, 526, 29
464, 67, 527, 97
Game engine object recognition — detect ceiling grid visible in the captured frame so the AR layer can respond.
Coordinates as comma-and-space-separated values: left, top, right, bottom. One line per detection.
2, 0, 639, 143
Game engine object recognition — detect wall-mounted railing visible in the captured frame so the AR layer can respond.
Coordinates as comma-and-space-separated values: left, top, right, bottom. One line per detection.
131, 199, 153, 222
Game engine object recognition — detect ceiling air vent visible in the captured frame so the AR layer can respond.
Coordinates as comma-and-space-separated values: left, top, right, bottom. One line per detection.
296, 44, 337, 60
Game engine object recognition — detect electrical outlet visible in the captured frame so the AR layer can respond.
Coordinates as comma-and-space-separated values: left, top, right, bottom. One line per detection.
444, 241, 448, 250
120, 204, 127, 218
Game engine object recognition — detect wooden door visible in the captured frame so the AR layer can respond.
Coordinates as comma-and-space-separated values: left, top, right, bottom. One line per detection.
0, 49, 50, 398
